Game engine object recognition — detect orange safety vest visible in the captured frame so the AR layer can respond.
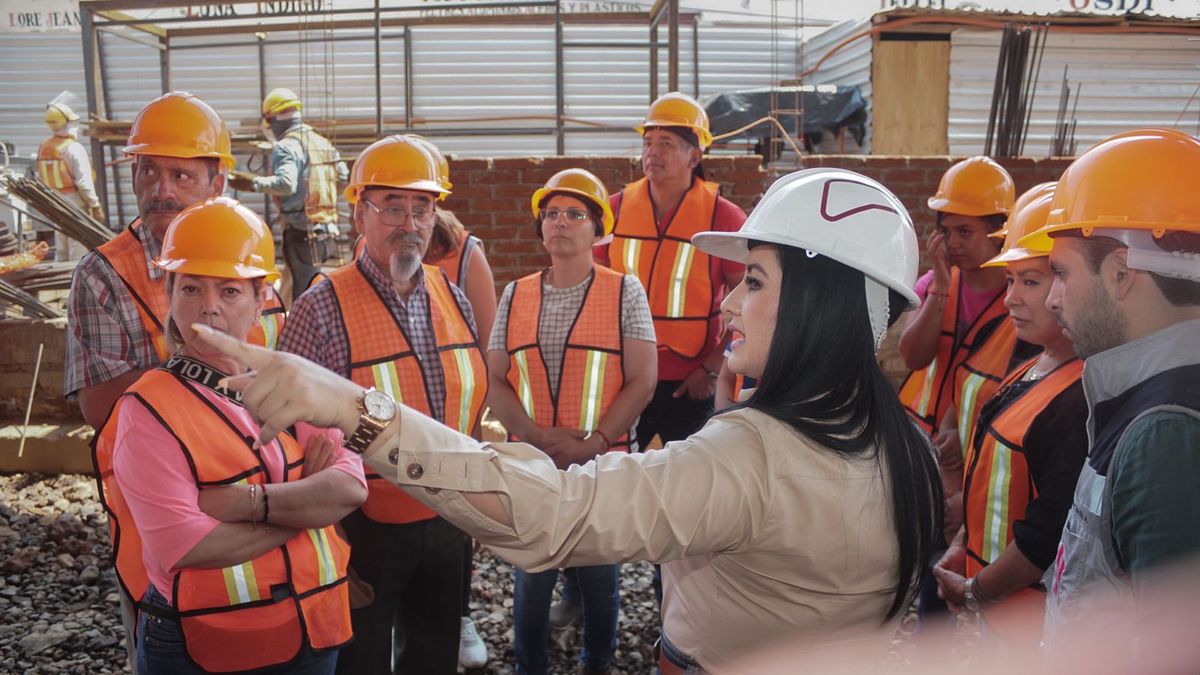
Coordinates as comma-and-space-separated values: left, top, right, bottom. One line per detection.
898, 268, 1006, 435
504, 266, 630, 451
92, 222, 287, 361
278, 125, 340, 225
609, 177, 719, 360
432, 231, 479, 289
328, 260, 487, 524
37, 135, 89, 193
953, 316, 1026, 456
92, 357, 352, 672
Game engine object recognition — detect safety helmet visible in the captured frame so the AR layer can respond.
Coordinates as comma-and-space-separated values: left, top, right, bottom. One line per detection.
405, 134, 453, 200
156, 197, 279, 282
982, 191, 1055, 268
44, 103, 79, 130
991, 181, 1055, 240
693, 169, 919, 350
122, 92, 235, 171
636, 92, 714, 150
262, 87, 303, 118
530, 168, 615, 237
345, 135, 450, 205
928, 156, 1016, 217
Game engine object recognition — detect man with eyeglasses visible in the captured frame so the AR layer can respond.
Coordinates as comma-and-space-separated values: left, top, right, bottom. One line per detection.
278, 135, 486, 675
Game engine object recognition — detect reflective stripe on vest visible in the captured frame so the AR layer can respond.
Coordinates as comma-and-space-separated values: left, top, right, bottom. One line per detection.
37, 136, 81, 192
954, 316, 1021, 454
610, 177, 719, 360
328, 260, 486, 523
963, 357, 1083, 576
93, 362, 351, 672
504, 266, 629, 450
93, 222, 286, 362
899, 268, 1007, 434
280, 125, 339, 224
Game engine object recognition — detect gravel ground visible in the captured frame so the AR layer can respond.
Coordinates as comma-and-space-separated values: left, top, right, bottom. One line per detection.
1, 472, 923, 674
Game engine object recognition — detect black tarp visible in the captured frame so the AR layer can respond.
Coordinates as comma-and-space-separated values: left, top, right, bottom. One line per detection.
704, 85, 867, 157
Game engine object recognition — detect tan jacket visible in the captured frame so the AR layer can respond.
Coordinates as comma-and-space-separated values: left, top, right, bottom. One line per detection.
364, 405, 901, 670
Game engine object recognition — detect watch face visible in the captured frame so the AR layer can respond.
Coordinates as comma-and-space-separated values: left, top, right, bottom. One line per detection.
363, 390, 396, 421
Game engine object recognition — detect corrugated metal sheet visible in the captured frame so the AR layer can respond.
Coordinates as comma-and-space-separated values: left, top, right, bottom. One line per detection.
948, 29, 1200, 156
800, 17, 872, 152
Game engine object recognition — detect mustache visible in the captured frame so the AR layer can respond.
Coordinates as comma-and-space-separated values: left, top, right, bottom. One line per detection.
387, 232, 424, 247
146, 200, 186, 213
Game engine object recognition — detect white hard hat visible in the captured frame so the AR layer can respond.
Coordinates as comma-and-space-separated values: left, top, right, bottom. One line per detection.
692, 168, 920, 346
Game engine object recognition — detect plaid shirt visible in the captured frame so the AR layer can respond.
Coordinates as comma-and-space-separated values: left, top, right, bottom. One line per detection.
278, 253, 477, 423
64, 225, 164, 398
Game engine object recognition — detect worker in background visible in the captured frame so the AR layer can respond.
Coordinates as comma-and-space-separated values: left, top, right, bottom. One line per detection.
1020, 128, 1200, 651
410, 135, 496, 670
278, 135, 486, 675
932, 186, 1087, 648
65, 91, 284, 673
487, 169, 656, 675
593, 92, 746, 605
38, 92, 103, 261
238, 87, 347, 304
897, 157, 1014, 572
189, 167, 944, 674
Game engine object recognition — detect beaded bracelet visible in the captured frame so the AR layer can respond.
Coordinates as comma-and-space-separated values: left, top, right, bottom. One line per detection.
261, 484, 271, 529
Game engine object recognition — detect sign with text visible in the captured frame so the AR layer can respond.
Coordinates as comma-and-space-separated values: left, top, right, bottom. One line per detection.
879, 0, 1198, 17
3, 0, 81, 32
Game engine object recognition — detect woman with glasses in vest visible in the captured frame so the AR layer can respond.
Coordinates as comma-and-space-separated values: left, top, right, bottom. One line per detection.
932, 187, 1088, 648
97, 198, 366, 674
190, 168, 943, 673
486, 169, 656, 675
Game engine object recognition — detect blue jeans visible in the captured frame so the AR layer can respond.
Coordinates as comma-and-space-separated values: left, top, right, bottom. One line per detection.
513, 565, 620, 674
136, 586, 338, 674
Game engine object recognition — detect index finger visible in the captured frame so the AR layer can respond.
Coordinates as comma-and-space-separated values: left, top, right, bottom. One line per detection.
191, 324, 275, 371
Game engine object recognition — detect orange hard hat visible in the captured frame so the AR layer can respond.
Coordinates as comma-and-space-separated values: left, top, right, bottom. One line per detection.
122, 92, 234, 171
344, 135, 449, 204
991, 181, 1055, 240
530, 168, 614, 236
1020, 128, 1200, 251
156, 197, 279, 282
405, 134, 452, 200
982, 191, 1055, 267
637, 92, 714, 149
928, 156, 1016, 217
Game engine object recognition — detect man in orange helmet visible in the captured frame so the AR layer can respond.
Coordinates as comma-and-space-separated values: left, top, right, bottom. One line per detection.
38, 93, 103, 261
278, 135, 485, 675
1018, 129, 1200, 650
65, 91, 286, 673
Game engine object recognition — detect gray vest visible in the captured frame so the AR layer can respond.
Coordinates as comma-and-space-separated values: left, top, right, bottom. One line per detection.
1042, 320, 1200, 648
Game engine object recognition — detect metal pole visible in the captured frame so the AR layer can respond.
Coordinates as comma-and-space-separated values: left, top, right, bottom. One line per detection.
555, 0, 564, 154
668, 0, 679, 93
258, 34, 273, 226
375, 0, 383, 137
80, 8, 110, 230
96, 30, 124, 228
692, 19, 699, 99
649, 23, 658, 103
404, 24, 414, 131
160, 35, 171, 93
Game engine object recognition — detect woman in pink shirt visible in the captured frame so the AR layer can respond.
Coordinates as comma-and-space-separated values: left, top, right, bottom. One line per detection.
104, 198, 366, 674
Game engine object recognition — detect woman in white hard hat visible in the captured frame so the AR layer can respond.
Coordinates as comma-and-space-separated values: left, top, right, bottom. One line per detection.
192, 169, 943, 673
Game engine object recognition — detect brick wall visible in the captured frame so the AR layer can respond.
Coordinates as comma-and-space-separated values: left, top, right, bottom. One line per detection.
445, 154, 1072, 291
0, 318, 73, 422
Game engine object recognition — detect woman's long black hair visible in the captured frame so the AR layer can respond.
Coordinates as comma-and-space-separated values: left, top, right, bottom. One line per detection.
740, 242, 943, 621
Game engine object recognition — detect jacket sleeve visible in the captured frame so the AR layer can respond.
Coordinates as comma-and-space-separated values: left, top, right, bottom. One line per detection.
362, 406, 770, 571
254, 141, 301, 196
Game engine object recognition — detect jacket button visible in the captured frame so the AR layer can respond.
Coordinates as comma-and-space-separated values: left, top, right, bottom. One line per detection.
406, 463, 424, 480
388, 448, 399, 465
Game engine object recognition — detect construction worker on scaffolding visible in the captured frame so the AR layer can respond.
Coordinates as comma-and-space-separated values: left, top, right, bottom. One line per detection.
236, 87, 347, 305
37, 91, 103, 261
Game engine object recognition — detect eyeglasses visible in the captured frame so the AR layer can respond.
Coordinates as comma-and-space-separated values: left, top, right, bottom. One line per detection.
362, 199, 433, 227
539, 208, 591, 224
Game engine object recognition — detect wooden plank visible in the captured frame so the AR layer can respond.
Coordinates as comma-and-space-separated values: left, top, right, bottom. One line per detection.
871, 39, 949, 155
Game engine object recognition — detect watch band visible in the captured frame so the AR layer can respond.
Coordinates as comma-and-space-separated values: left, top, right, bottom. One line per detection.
345, 389, 393, 454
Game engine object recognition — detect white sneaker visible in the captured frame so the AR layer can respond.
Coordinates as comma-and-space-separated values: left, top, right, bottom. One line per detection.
458, 616, 487, 669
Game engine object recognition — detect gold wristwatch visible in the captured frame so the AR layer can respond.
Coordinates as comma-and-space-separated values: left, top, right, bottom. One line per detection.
345, 388, 396, 454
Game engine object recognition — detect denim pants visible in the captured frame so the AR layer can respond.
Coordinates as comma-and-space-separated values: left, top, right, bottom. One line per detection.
136, 586, 338, 674
513, 565, 620, 674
